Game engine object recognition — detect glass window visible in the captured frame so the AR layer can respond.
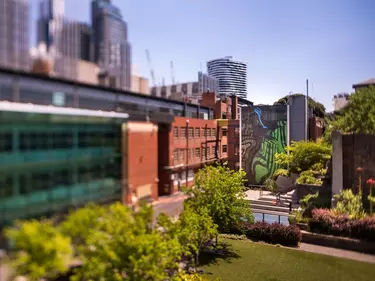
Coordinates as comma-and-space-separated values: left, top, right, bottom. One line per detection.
173, 149, 179, 161
222, 128, 228, 137
195, 148, 200, 158
212, 146, 216, 156
188, 128, 194, 138
0, 176, 13, 198
195, 128, 200, 138
202, 147, 206, 158
207, 128, 211, 137
0, 83, 13, 101
173, 127, 179, 138
0, 132, 12, 152
201, 128, 206, 137
180, 127, 186, 138
212, 128, 216, 137
187, 149, 191, 159
222, 145, 227, 153
180, 149, 184, 160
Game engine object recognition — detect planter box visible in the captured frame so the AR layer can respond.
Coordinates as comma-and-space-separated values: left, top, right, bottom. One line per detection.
301, 230, 375, 255
296, 223, 309, 231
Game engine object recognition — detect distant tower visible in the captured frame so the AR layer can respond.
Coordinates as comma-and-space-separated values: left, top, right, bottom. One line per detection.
207, 56, 247, 99
0, 0, 30, 71
91, 0, 131, 90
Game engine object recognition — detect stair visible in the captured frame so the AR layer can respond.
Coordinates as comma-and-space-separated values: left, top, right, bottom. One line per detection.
249, 199, 290, 214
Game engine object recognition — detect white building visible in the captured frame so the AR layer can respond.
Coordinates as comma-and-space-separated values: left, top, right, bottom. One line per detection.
207, 56, 247, 99
333, 93, 350, 111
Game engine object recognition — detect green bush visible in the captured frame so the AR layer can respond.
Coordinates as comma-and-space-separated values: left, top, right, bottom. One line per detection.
334, 189, 366, 219
264, 178, 278, 193
272, 169, 290, 180
296, 170, 322, 185
275, 140, 331, 174
311, 163, 327, 176
5, 220, 73, 281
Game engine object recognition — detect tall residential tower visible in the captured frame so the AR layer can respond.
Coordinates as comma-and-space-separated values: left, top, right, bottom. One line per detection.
0, 0, 30, 71
91, 0, 131, 90
207, 56, 247, 99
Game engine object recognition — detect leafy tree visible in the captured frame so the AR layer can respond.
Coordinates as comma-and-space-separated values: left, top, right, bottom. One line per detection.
72, 202, 182, 281
334, 189, 365, 219
185, 163, 254, 234
332, 86, 375, 134
275, 140, 331, 174
178, 203, 218, 266
5, 220, 73, 281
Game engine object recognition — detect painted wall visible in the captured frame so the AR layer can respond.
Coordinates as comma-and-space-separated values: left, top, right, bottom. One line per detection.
241, 105, 287, 185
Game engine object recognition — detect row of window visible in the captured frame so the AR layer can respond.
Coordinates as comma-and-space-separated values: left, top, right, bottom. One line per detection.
174, 127, 217, 138
173, 145, 227, 162
0, 161, 121, 199
0, 131, 120, 152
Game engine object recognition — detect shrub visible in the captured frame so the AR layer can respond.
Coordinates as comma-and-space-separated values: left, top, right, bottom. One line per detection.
263, 178, 277, 193
309, 209, 375, 242
244, 222, 301, 247
296, 170, 322, 185
273, 169, 290, 180
333, 189, 366, 219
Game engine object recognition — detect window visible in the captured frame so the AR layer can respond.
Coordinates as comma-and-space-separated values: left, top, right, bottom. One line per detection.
187, 149, 191, 159
222, 145, 227, 153
212, 128, 216, 137
212, 146, 216, 156
235, 145, 239, 156
180, 149, 184, 160
188, 128, 194, 138
207, 128, 211, 137
202, 147, 206, 158
222, 128, 228, 137
207, 147, 210, 156
0, 132, 12, 152
0, 176, 13, 198
195, 128, 200, 138
180, 127, 186, 138
201, 128, 205, 137
20, 131, 74, 151
222, 112, 227, 119
173, 127, 179, 138
195, 148, 200, 158
173, 149, 179, 161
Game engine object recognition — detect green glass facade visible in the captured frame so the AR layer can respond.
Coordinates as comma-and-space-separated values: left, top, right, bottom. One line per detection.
0, 112, 124, 226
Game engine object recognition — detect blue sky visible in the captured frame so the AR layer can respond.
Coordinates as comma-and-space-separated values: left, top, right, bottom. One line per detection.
30, 0, 375, 111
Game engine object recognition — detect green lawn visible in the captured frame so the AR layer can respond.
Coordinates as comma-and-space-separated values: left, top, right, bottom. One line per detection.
200, 239, 375, 281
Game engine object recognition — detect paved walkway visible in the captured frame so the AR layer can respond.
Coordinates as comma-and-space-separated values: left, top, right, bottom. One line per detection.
299, 243, 375, 264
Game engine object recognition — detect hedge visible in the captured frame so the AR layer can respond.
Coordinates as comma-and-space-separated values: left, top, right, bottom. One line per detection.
244, 222, 301, 247
309, 209, 375, 242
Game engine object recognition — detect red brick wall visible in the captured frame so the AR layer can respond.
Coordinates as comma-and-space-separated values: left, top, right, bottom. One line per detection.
227, 120, 240, 170
123, 122, 158, 204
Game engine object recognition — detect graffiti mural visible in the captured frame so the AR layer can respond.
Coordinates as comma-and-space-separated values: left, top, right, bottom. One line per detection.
241, 105, 288, 185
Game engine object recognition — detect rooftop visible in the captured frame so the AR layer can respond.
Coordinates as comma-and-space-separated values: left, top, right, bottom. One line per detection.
353, 78, 375, 88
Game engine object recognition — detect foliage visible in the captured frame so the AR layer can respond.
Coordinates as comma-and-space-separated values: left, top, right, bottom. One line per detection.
218, 234, 248, 240
185, 163, 254, 234
333, 189, 366, 219
243, 222, 302, 247
263, 178, 278, 193
296, 170, 322, 185
178, 203, 218, 265
59, 203, 106, 247
309, 209, 375, 241
288, 210, 310, 224
71, 202, 182, 281
311, 163, 327, 176
175, 272, 220, 281
275, 140, 331, 174
5, 220, 73, 281
272, 168, 290, 180
331, 86, 375, 134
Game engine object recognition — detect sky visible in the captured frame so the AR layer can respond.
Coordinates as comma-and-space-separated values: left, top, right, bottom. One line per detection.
30, 0, 375, 111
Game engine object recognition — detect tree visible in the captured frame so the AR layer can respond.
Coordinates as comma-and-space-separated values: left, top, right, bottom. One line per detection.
178, 203, 218, 266
5, 220, 73, 281
71, 202, 182, 281
331, 86, 375, 134
185, 163, 253, 234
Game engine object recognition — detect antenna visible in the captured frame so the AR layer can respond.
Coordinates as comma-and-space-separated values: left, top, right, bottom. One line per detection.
145, 49, 156, 87
170, 61, 175, 84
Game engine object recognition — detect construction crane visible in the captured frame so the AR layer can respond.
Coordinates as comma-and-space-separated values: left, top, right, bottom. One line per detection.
170, 61, 175, 85
145, 49, 156, 87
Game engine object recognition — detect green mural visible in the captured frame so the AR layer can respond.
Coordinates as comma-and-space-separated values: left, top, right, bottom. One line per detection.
241, 106, 288, 185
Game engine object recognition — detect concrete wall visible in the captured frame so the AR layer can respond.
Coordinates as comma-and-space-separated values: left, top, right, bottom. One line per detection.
289, 95, 307, 142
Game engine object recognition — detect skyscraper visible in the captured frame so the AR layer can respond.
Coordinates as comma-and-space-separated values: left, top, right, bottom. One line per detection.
91, 0, 131, 90
207, 56, 247, 99
0, 0, 30, 71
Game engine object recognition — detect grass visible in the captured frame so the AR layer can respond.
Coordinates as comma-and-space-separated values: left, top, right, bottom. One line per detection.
200, 238, 375, 281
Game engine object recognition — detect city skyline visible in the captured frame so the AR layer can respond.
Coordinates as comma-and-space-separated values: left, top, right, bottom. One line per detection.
27, 0, 375, 110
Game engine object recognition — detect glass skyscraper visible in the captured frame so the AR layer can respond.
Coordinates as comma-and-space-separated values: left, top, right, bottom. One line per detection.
207, 56, 248, 99
91, 0, 131, 90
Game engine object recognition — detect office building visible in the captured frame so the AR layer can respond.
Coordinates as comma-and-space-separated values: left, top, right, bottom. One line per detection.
91, 0, 131, 90
0, 0, 30, 71
37, 0, 93, 80
207, 56, 247, 99
150, 72, 218, 101
333, 93, 350, 111
131, 75, 149, 95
